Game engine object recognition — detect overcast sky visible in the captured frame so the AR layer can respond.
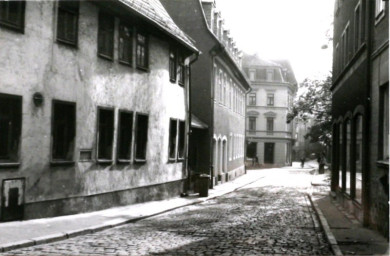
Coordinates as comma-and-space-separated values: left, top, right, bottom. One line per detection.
215, 0, 335, 83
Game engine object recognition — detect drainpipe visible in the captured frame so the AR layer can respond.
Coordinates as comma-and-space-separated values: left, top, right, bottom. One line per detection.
183, 51, 199, 195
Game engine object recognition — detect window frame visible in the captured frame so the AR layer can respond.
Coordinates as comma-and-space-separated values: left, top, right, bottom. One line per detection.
267, 93, 274, 106
0, 0, 26, 33
51, 99, 76, 164
168, 118, 178, 161
266, 117, 274, 135
169, 47, 177, 83
96, 107, 115, 163
375, 0, 385, 20
136, 31, 149, 71
56, 0, 79, 47
97, 12, 115, 61
118, 21, 133, 66
248, 93, 256, 106
249, 117, 256, 131
0, 93, 22, 166
116, 110, 134, 163
379, 83, 389, 161
178, 53, 185, 86
134, 112, 149, 163
177, 120, 185, 161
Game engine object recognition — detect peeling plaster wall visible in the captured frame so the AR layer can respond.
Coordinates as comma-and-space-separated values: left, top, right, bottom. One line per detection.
0, 1, 186, 217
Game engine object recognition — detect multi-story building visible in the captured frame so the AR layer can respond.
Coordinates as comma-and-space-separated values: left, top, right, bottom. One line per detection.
0, 0, 198, 221
331, 0, 388, 237
243, 55, 297, 167
161, 0, 251, 187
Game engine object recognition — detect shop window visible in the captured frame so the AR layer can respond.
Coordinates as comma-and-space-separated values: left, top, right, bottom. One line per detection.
267, 93, 274, 106
0, 94, 22, 163
178, 54, 185, 86
135, 114, 148, 161
0, 0, 25, 33
98, 12, 114, 60
168, 119, 177, 160
354, 115, 363, 203
118, 22, 132, 65
57, 0, 79, 46
339, 123, 343, 189
97, 108, 114, 161
178, 121, 185, 160
136, 32, 148, 70
169, 47, 176, 82
117, 111, 133, 162
51, 100, 76, 162
345, 119, 351, 195
249, 117, 256, 131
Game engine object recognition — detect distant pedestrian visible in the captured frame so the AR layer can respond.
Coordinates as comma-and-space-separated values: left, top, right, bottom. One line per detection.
318, 154, 325, 174
300, 157, 305, 168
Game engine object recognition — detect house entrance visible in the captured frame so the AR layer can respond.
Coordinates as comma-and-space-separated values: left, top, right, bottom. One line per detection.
264, 143, 274, 164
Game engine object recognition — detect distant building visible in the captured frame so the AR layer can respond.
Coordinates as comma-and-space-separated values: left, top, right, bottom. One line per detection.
0, 0, 198, 221
161, 0, 251, 187
331, 0, 388, 237
243, 54, 297, 167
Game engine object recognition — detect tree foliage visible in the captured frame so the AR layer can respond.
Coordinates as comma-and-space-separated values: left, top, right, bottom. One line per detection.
287, 75, 332, 146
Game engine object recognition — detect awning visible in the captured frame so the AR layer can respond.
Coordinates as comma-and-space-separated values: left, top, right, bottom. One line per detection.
191, 114, 208, 129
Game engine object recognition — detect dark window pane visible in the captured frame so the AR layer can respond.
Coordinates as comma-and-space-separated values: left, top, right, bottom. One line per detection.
136, 32, 148, 69
52, 101, 76, 161
98, 12, 114, 59
98, 108, 114, 160
57, 1, 79, 46
168, 119, 177, 159
0, 1, 25, 32
118, 23, 132, 64
169, 48, 176, 82
178, 55, 185, 86
117, 112, 133, 160
0, 94, 22, 162
135, 114, 148, 160
178, 121, 185, 159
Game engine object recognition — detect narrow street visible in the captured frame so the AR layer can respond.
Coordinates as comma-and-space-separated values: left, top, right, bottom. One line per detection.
3, 166, 332, 256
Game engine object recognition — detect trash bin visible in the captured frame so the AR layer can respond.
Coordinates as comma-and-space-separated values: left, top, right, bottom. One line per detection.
198, 174, 210, 197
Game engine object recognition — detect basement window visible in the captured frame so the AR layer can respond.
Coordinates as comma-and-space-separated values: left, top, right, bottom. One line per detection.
57, 0, 79, 46
117, 111, 133, 162
51, 100, 76, 162
168, 119, 177, 160
118, 22, 132, 65
97, 108, 114, 162
0, 93, 22, 164
135, 113, 148, 162
98, 12, 114, 60
178, 120, 185, 160
0, 0, 25, 33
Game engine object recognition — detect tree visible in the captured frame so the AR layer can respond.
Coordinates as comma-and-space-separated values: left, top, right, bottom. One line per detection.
287, 75, 332, 147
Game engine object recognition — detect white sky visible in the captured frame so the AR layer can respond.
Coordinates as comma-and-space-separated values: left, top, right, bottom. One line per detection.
216, 0, 335, 83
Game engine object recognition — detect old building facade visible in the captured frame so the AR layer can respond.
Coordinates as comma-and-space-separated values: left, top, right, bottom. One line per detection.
331, 0, 388, 237
243, 55, 297, 167
161, 0, 251, 187
0, 0, 198, 221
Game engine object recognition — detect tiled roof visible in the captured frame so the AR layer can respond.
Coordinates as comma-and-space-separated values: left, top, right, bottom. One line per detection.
242, 53, 281, 67
118, 0, 198, 52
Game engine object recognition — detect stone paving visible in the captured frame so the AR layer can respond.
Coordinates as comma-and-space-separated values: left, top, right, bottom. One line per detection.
2, 169, 332, 255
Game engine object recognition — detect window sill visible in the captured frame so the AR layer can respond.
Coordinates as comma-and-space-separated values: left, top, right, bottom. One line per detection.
0, 22, 24, 34
177, 158, 184, 162
178, 82, 184, 87
119, 60, 132, 67
0, 162, 20, 168
170, 78, 177, 83
117, 159, 131, 164
136, 66, 149, 72
56, 38, 78, 48
134, 159, 146, 164
98, 53, 114, 61
50, 160, 75, 166
376, 160, 389, 169
97, 159, 113, 165
375, 10, 385, 26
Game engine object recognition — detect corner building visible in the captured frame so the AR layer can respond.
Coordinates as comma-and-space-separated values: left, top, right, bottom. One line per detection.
331, 0, 388, 237
0, 0, 198, 221
243, 55, 297, 167
161, 0, 251, 187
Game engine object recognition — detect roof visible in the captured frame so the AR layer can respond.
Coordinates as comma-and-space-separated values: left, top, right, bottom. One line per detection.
272, 59, 298, 86
242, 53, 281, 68
118, 0, 198, 52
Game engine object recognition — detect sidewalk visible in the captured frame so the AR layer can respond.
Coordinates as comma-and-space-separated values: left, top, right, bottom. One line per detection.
309, 171, 389, 256
0, 170, 266, 253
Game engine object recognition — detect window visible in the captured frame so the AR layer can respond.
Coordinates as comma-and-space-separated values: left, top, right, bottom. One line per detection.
345, 120, 351, 195
375, 0, 385, 18
117, 111, 133, 162
267, 93, 274, 106
0, 93, 22, 163
118, 22, 132, 65
249, 93, 256, 106
98, 12, 114, 60
266, 117, 274, 134
51, 100, 76, 162
57, 0, 79, 46
169, 47, 176, 82
354, 4, 361, 52
339, 123, 343, 189
135, 114, 148, 161
0, 0, 25, 33
380, 84, 389, 160
249, 117, 256, 131
266, 69, 274, 81
354, 115, 363, 203
168, 119, 177, 160
178, 54, 185, 86
97, 108, 114, 161
136, 32, 148, 70
178, 121, 185, 159
249, 70, 255, 81
335, 44, 339, 74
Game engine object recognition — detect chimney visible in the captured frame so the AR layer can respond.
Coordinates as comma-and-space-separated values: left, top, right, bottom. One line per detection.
223, 30, 229, 46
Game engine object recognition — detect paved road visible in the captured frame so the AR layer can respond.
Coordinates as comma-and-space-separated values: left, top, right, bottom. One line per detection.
3, 168, 332, 255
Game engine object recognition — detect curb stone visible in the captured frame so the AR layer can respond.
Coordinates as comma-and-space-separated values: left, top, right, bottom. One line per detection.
1, 174, 265, 253
308, 194, 343, 256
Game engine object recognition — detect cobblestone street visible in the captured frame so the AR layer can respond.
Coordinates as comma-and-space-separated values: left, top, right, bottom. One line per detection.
3, 168, 332, 255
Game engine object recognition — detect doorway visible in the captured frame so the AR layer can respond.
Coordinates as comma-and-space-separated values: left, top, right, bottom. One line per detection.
264, 143, 274, 164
